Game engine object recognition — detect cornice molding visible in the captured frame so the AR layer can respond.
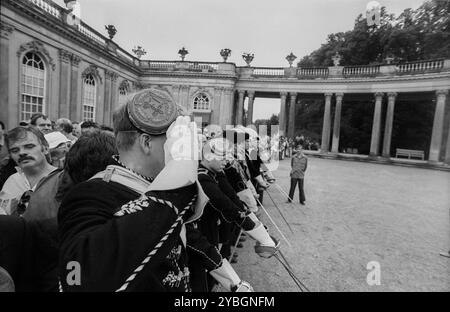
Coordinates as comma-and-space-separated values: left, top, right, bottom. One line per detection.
105, 70, 119, 82
71, 54, 81, 67
436, 89, 448, 96
4, 0, 140, 75
0, 20, 15, 38
59, 49, 72, 63
387, 92, 398, 99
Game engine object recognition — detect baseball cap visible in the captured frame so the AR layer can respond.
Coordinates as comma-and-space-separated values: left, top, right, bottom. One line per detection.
44, 131, 70, 149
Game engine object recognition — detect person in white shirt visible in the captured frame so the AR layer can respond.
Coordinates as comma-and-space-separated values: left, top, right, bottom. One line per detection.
0, 126, 57, 215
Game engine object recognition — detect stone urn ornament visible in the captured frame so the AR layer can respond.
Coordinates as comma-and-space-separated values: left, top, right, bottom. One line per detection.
332, 52, 341, 66
286, 52, 297, 67
178, 47, 189, 61
366, 1, 381, 27
242, 53, 254, 67
220, 48, 232, 62
132, 46, 147, 59
105, 25, 117, 40
385, 55, 395, 65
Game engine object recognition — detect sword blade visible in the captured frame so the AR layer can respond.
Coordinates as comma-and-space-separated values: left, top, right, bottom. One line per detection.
274, 183, 305, 211
265, 190, 295, 234
256, 198, 292, 249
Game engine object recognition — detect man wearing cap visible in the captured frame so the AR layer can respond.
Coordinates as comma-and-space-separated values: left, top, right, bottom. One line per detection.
57, 89, 251, 292
196, 138, 279, 290
58, 89, 193, 291
222, 129, 259, 213
45, 131, 71, 169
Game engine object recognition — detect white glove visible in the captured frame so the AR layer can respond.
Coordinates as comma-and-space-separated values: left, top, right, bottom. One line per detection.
148, 116, 199, 191
165, 116, 199, 163
245, 222, 275, 247
232, 281, 253, 292
236, 188, 258, 213
246, 212, 259, 223
254, 175, 269, 189
209, 259, 253, 292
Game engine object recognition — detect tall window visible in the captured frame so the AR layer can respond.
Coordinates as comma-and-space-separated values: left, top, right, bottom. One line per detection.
21, 52, 45, 121
82, 74, 96, 121
193, 93, 210, 111
118, 83, 128, 106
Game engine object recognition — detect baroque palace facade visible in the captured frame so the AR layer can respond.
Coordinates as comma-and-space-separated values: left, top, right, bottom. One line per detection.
1, 0, 450, 164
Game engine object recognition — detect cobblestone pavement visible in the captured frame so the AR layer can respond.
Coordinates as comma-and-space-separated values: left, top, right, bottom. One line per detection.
233, 158, 450, 292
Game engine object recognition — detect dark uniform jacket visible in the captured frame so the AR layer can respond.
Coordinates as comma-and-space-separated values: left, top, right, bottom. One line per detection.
58, 173, 198, 292
245, 150, 263, 180
0, 215, 57, 291
197, 165, 255, 247
223, 160, 248, 194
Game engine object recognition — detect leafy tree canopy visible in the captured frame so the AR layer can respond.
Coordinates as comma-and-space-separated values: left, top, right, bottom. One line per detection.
298, 0, 450, 66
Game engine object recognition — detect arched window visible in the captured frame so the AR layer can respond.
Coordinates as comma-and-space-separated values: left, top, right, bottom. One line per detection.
21, 52, 45, 121
82, 74, 96, 121
193, 93, 210, 111
118, 80, 129, 105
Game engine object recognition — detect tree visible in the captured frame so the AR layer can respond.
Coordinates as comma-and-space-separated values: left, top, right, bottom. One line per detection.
295, 0, 448, 157
298, 0, 450, 66
254, 114, 279, 136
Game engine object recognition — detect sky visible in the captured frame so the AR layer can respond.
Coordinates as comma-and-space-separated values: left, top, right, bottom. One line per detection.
54, 0, 426, 120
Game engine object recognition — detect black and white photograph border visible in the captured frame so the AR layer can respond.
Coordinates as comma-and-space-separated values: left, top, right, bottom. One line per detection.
0, 0, 449, 295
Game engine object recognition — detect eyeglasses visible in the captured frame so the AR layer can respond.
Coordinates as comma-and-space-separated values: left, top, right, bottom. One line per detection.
16, 190, 33, 216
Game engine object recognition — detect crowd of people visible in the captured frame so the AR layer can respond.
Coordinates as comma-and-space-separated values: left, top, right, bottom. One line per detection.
0, 89, 288, 292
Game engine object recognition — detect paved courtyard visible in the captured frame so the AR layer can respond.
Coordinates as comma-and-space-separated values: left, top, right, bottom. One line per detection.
233, 158, 450, 292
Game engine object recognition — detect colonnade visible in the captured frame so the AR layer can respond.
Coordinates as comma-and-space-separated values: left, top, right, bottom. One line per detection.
234, 89, 449, 163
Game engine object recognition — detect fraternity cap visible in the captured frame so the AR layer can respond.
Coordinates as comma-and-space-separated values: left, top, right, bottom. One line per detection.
126, 88, 181, 135
243, 127, 259, 139
223, 128, 249, 144
203, 138, 233, 161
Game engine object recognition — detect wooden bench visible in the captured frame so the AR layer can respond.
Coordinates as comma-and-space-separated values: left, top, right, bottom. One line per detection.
395, 148, 425, 160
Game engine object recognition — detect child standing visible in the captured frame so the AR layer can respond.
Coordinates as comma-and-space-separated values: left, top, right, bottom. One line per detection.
288, 145, 307, 205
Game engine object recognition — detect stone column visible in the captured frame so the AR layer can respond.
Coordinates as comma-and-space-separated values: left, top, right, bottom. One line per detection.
58, 49, 72, 118
445, 120, 450, 165
331, 92, 344, 153
382, 92, 397, 158
429, 89, 448, 162
246, 91, 255, 125
288, 93, 297, 138
211, 87, 222, 125
171, 85, 181, 106
222, 88, 234, 126
0, 21, 14, 128
370, 92, 384, 157
236, 90, 245, 125
109, 72, 118, 126
103, 70, 113, 125
182, 85, 190, 112
69, 54, 81, 121
279, 92, 288, 136
321, 93, 333, 153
